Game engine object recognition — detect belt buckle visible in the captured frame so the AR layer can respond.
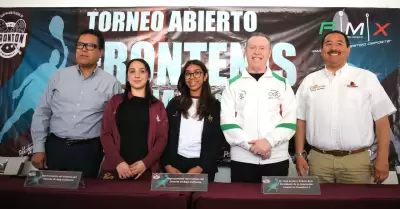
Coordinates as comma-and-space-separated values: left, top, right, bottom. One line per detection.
337, 150, 351, 156
65, 140, 72, 146
65, 139, 77, 146
344, 150, 352, 155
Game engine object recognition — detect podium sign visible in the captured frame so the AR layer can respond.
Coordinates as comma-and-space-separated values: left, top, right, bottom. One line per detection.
24, 170, 82, 190
151, 173, 208, 192
262, 176, 320, 195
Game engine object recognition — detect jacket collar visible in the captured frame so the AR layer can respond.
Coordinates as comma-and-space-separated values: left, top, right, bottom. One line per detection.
241, 67, 273, 78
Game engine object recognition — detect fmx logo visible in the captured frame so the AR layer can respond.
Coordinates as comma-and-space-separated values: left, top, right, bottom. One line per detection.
319, 11, 390, 42
0, 11, 28, 59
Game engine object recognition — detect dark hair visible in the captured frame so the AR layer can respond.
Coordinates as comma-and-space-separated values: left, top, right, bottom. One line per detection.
76, 29, 105, 50
321, 30, 350, 48
245, 32, 272, 48
177, 60, 215, 120
123, 58, 156, 104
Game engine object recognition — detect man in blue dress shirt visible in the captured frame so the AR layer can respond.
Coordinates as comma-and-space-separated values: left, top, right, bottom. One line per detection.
30, 29, 122, 178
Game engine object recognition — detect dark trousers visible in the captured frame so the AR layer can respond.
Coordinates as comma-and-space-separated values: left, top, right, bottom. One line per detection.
230, 159, 289, 183
45, 133, 104, 178
171, 154, 215, 182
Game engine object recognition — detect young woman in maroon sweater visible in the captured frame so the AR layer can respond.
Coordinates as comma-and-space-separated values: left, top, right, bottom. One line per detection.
100, 58, 168, 180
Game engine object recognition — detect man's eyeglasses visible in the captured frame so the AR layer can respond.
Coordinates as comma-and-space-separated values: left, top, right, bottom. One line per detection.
76, 42, 99, 51
185, 71, 203, 79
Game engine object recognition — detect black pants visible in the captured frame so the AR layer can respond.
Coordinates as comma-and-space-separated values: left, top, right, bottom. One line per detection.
45, 133, 104, 178
230, 159, 289, 183
171, 154, 215, 182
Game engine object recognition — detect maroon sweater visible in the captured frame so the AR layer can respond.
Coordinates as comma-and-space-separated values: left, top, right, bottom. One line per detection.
99, 92, 168, 173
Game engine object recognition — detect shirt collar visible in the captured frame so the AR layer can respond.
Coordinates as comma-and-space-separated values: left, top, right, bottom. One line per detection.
76, 65, 98, 77
324, 63, 348, 77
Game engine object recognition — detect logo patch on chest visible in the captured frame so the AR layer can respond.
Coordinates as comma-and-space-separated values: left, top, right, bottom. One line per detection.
238, 90, 246, 100
347, 81, 358, 88
268, 90, 280, 99
309, 85, 326, 92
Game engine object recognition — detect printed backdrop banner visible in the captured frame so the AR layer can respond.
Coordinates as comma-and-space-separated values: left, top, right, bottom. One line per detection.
0, 7, 399, 169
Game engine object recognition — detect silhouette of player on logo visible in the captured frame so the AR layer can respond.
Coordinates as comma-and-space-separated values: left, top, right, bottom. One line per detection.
0, 16, 68, 142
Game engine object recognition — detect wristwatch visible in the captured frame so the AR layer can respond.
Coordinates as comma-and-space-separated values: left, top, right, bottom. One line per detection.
295, 150, 307, 158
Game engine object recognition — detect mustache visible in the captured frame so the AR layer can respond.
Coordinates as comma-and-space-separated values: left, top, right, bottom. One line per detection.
328, 50, 341, 55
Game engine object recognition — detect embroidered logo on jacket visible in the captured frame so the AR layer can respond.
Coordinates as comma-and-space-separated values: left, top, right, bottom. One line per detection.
102, 173, 115, 180
207, 115, 213, 122
156, 115, 160, 122
268, 90, 280, 99
238, 90, 246, 100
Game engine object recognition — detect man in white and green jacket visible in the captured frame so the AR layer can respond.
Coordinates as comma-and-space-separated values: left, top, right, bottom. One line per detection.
220, 32, 297, 182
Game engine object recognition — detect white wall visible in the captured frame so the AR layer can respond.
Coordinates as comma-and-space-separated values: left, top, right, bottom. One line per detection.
0, 0, 399, 8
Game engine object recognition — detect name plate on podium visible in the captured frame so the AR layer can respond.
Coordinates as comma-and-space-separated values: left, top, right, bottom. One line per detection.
0, 159, 7, 174
0, 157, 27, 176
24, 170, 82, 189
151, 173, 208, 192
262, 176, 320, 195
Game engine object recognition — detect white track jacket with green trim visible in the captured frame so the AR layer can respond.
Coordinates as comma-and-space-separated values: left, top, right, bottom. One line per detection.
220, 68, 297, 164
